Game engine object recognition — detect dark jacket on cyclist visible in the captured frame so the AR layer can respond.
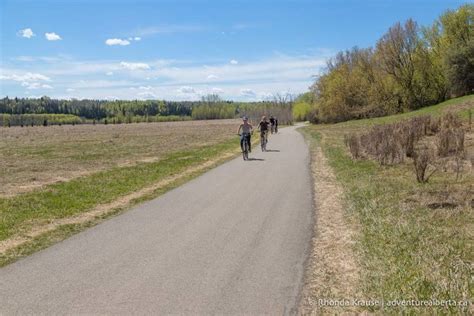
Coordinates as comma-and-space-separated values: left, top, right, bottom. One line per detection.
258, 120, 270, 135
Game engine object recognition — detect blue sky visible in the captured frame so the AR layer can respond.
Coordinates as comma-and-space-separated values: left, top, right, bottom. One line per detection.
0, 0, 468, 101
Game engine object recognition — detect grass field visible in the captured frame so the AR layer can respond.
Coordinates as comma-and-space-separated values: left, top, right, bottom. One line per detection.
0, 119, 238, 197
0, 119, 242, 265
301, 95, 473, 314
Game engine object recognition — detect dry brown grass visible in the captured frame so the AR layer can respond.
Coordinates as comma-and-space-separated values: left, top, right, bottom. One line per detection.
299, 143, 361, 315
344, 113, 472, 183
0, 119, 239, 197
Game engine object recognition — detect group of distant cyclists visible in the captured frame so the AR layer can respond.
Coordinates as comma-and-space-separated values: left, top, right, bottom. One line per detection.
237, 115, 278, 159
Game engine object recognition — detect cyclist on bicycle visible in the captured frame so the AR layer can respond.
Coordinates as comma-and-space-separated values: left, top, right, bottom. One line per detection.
269, 115, 276, 134
237, 116, 253, 152
257, 116, 270, 145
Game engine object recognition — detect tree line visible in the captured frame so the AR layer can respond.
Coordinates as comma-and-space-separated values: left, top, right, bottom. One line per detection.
0, 97, 193, 119
0, 94, 294, 126
305, 4, 473, 123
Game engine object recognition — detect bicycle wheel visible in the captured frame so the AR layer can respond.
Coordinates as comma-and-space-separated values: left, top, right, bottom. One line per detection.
243, 140, 248, 160
263, 133, 268, 151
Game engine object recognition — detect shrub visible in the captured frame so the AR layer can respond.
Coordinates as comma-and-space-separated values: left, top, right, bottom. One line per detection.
360, 124, 405, 165
437, 128, 465, 157
344, 112, 469, 184
0, 114, 82, 127
413, 146, 437, 183
344, 134, 361, 159
348, 115, 448, 163
437, 113, 465, 157
441, 112, 461, 129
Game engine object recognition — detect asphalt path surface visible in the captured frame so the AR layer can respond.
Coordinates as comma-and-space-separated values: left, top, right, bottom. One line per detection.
0, 125, 314, 315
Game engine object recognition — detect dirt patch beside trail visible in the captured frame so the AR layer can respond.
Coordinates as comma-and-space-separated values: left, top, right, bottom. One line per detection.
299, 144, 362, 315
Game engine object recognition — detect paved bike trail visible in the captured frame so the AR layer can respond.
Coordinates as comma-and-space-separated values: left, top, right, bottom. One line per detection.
0, 125, 313, 315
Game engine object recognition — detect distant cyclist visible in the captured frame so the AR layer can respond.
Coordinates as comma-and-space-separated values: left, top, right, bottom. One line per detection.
237, 116, 253, 153
269, 115, 276, 134
257, 116, 270, 150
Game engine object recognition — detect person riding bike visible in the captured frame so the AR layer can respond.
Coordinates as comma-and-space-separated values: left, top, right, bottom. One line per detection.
257, 116, 270, 148
269, 115, 276, 134
237, 116, 253, 153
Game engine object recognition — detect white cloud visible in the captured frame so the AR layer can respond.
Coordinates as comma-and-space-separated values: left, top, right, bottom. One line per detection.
212, 87, 224, 94
145, 55, 325, 88
240, 88, 256, 97
12, 55, 72, 63
120, 62, 150, 70
230, 59, 239, 65
105, 38, 130, 46
258, 92, 274, 100
1, 72, 51, 82
45, 32, 62, 41
21, 82, 53, 90
134, 37, 141, 41
1, 53, 327, 100
139, 86, 152, 90
177, 86, 196, 94
4, 59, 165, 77
14, 56, 35, 62
137, 91, 157, 99
70, 79, 135, 89
106, 71, 114, 76
207, 74, 219, 80
18, 28, 35, 38
66, 88, 75, 92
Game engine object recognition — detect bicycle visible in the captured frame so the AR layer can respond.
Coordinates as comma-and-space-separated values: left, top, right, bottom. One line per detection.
270, 124, 276, 134
260, 131, 268, 152
239, 133, 250, 160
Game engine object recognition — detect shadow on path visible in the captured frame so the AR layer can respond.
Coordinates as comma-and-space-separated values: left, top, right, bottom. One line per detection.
246, 158, 265, 161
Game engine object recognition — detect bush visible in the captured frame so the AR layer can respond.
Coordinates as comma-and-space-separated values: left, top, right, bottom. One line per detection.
344, 112, 468, 183
293, 101, 313, 121
437, 128, 465, 157
436, 113, 465, 157
413, 146, 437, 183
344, 134, 361, 159
0, 114, 82, 127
